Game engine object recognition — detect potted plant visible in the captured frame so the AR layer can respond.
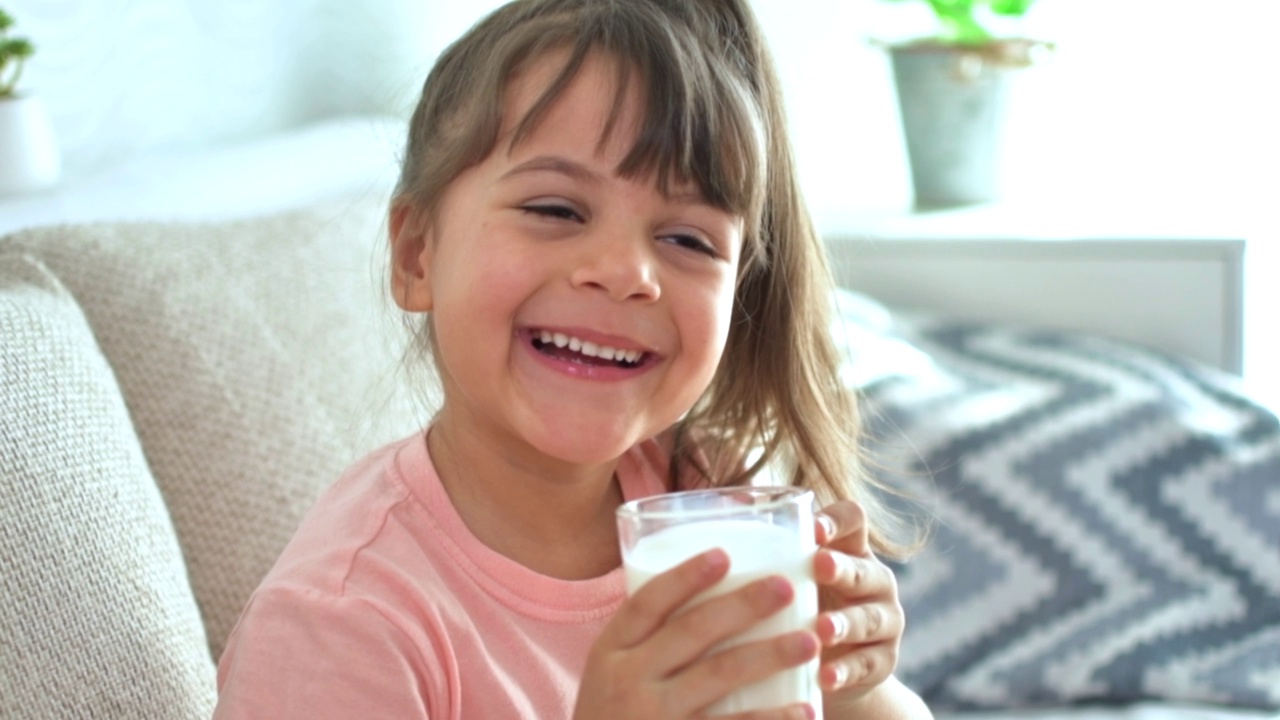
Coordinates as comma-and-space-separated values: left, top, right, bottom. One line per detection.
1, 6, 59, 196
878, 0, 1051, 210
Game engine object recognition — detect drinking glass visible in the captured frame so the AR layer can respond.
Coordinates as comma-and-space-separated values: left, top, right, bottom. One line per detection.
617, 486, 821, 718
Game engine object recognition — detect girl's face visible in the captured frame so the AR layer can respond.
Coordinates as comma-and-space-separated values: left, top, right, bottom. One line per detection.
393, 52, 743, 471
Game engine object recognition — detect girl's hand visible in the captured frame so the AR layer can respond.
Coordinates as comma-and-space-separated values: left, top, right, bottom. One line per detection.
812, 501, 904, 705
574, 549, 820, 720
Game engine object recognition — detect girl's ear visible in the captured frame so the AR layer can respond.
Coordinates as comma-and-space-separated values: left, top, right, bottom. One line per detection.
389, 201, 434, 312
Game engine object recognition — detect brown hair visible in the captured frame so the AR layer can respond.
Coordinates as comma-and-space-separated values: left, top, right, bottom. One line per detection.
394, 0, 913, 558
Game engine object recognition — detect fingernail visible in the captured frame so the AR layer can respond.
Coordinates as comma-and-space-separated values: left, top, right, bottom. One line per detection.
767, 576, 794, 601
702, 549, 729, 574
826, 611, 849, 643
788, 702, 819, 717
788, 632, 818, 659
818, 514, 836, 540
827, 662, 848, 689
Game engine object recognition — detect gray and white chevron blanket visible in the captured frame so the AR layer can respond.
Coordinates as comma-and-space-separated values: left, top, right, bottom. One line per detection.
834, 290, 1280, 712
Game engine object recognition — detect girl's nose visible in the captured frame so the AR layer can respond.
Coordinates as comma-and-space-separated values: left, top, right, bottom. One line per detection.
569, 231, 661, 303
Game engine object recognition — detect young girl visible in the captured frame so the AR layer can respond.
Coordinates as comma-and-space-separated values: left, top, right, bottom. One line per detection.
215, 1, 930, 718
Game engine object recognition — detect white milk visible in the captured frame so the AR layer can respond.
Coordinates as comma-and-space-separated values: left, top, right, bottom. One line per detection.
624, 520, 821, 718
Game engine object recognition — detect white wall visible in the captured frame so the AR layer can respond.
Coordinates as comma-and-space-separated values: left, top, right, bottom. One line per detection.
13, 0, 1273, 218
753, 0, 1277, 227
5, 0, 437, 174
6, 0, 1274, 400
405, 1, 1278, 237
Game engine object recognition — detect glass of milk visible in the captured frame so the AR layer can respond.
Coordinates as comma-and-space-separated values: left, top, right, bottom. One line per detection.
617, 487, 821, 718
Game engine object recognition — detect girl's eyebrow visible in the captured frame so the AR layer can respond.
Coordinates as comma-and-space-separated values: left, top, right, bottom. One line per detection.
501, 156, 601, 184
502, 154, 708, 205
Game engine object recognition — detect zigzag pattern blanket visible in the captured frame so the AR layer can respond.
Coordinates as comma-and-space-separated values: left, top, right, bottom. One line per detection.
846, 308, 1280, 711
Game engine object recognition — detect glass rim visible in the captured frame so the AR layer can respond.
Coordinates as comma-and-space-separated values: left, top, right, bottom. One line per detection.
616, 485, 813, 522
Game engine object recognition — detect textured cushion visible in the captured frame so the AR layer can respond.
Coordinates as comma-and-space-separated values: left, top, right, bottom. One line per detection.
847, 304, 1280, 711
0, 253, 216, 718
0, 196, 430, 662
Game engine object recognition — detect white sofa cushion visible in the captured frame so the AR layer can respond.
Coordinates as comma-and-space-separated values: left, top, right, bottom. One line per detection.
0, 253, 217, 718
0, 196, 431, 662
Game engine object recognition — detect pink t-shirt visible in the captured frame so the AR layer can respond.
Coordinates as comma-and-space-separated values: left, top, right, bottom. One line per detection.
214, 432, 673, 719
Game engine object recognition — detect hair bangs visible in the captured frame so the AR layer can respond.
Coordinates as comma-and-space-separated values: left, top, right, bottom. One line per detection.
504, 6, 768, 263
618, 47, 767, 238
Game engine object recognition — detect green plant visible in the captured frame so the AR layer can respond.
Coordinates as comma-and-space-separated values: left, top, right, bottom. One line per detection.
883, 0, 1037, 46
880, 0, 1050, 68
0, 7, 35, 98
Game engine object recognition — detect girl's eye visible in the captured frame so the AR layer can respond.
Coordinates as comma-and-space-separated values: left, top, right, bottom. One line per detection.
522, 203, 582, 222
663, 233, 719, 258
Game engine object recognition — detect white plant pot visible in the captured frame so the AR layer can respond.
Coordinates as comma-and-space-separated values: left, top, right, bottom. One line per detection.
0, 94, 61, 196
889, 45, 1011, 210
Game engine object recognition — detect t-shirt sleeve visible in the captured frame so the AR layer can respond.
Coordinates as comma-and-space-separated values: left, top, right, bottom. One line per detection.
214, 585, 445, 719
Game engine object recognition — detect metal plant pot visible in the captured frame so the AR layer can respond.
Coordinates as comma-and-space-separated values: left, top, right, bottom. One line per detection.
889, 44, 1010, 210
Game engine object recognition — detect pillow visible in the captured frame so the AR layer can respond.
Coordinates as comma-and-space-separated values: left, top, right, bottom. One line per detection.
842, 301, 1280, 711
0, 196, 432, 662
0, 253, 216, 718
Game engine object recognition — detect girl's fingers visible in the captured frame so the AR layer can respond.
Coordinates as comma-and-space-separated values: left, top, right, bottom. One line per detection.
716, 702, 816, 720
809, 500, 906, 704
814, 551, 902, 646
607, 549, 730, 649
814, 500, 869, 555
813, 549, 893, 597
816, 600, 902, 647
582, 553, 824, 719
647, 574, 799, 676
727, 702, 814, 717
818, 644, 897, 693
670, 630, 820, 713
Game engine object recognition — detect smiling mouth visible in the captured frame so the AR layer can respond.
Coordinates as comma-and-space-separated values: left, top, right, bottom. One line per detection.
530, 330, 649, 369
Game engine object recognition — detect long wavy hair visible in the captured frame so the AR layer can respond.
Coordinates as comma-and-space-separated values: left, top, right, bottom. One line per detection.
393, 0, 913, 558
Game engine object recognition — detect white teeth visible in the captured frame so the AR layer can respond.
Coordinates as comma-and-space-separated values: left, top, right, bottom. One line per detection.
534, 330, 642, 365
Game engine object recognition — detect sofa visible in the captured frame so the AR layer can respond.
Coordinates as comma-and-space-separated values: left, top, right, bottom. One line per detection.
1, 188, 428, 716
2, 121, 1277, 720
